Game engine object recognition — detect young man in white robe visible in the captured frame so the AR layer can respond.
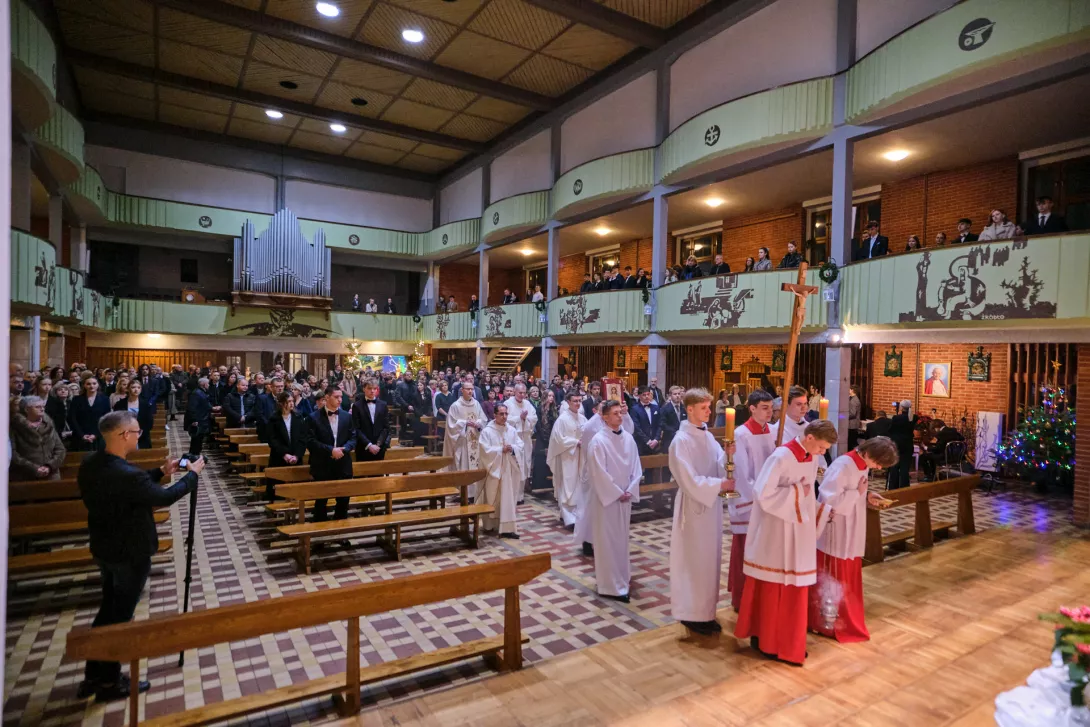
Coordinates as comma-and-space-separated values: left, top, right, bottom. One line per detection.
728, 389, 776, 612
575, 399, 635, 557
735, 419, 837, 665
770, 385, 809, 445
503, 383, 538, 501
669, 388, 736, 635
587, 400, 643, 603
546, 392, 587, 528
476, 403, 525, 539
809, 436, 898, 642
444, 383, 486, 495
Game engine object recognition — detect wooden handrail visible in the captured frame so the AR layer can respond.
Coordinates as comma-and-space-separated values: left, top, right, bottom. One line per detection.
866, 475, 980, 507
277, 469, 483, 502
264, 454, 445, 483
66, 553, 550, 662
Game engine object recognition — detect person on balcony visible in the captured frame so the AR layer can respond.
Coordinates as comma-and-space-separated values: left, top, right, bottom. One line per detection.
1023, 196, 1067, 236
978, 209, 1016, 241
383, 298, 396, 314
681, 256, 703, 280
709, 254, 730, 276
468, 294, 480, 312
531, 285, 545, 302
446, 295, 459, 312
364, 297, 378, 312
905, 235, 923, 252
351, 294, 362, 312
636, 268, 650, 288
934, 231, 948, 247
580, 274, 594, 293
744, 256, 756, 272
854, 222, 888, 261
754, 247, 772, 271
953, 218, 977, 244
502, 289, 519, 304
618, 267, 636, 289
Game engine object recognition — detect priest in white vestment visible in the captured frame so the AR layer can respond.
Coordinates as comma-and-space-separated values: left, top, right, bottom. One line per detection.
809, 436, 898, 643
444, 383, 486, 494
728, 389, 777, 611
476, 404, 525, 538
547, 392, 587, 527
504, 383, 538, 497
587, 400, 642, 602
735, 420, 837, 665
574, 399, 635, 555
669, 388, 735, 635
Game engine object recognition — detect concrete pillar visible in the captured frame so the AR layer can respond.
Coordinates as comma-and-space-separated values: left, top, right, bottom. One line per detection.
647, 345, 667, 390
29, 317, 41, 371
73, 224, 89, 273
11, 140, 31, 231
824, 344, 851, 457
546, 226, 559, 299
650, 192, 669, 290
420, 262, 438, 315
47, 334, 65, 367
828, 137, 854, 327
10, 329, 32, 372
478, 249, 490, 307
475, 344, 487, 370
541, 339, 558, 381
4, 2, 17, 648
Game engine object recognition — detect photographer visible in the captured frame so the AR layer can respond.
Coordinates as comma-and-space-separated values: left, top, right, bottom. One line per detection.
185, 377, 213, 456
77, 410, 206, 702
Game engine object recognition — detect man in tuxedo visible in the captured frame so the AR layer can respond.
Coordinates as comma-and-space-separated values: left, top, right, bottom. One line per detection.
383, 298, 396, 314
580, 274, 594, 293
223, 378, 258, 429
863, 411, 892, 440
582, 381, 602, 419
352, 380, 389, 462
1023, 196, 1068, 236
253, 377, 283, 442
709, 254, 730, 276
659, 385, 686, 450
953, 218, 978, 244
621, 266, 638, 289
185, 377, 212, 456
501, 289, 518, 304
855, 221, 889, 260
307, 386, 357, 521
631, 386, 662, 456
648, 377, 665, 406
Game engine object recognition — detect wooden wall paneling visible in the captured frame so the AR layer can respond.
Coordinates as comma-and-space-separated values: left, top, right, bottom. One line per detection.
1007, 343, 1078, 427
574, 346, 615, 382
86, 348, 222, 371
850, 343, 874, 418
795, 343, 827, 392
666, 345, 714, 391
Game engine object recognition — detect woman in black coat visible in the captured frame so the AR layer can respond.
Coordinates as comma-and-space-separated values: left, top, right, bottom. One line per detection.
69, 376, 112, 451
886, 399, 917, 490
45, 384, 74, 447
266, 391, 308, 500
406, 381, 433, 446
112, 378, 154, 449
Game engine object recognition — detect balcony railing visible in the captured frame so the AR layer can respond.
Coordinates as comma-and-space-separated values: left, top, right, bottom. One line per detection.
11, 230, 55, 314
547, 289, 650, 338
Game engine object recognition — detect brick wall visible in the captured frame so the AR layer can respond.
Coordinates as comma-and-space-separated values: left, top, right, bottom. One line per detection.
1075, 344, 1089, 525
721, 206, 805, 273
558, 253, 586, 294
880, 157, 1019, 250
487, 266, 525, 305
867, 343, 1009, 425
438, 262, 478, 308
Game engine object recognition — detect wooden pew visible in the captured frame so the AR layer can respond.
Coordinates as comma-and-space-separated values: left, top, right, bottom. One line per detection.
276, 470, 489, 573
11, 471, 171, 504
66, 553, 550, 727
10, 501, 170, 540
864, 474, 980, 564
262, 448, 428, 484
63, 447, 170, 467
9, 539, 173, 577
638, 454, 676, 496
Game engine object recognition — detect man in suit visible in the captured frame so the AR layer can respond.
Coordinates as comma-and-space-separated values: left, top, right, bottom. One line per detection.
648, 377, 665, 406
185, 377, 212, 456
855, 221, 889, 260
919, 419, 966, 482
383, 298, 396, 314
446, 295, 459, 312
582, 381, 602, 419
609, 267, 625, 290
631, 386, 662, 456
580, 274, 594, 293
307, 386, 357, 521
659, 385, 686, 450
886, 400, 915, 490
223, 377, 258, 429
621, 266, 638, 289
468, 294, 480, 312
863, 410, 892, 440
1023, 196, 1068, 236
709, 254, 730, 276
501, 289, 518, 304
352, 380, 389, 462
953, 218, 978, 244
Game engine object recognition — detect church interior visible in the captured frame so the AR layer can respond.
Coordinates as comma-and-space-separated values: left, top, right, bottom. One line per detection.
4, 0, 1090, 725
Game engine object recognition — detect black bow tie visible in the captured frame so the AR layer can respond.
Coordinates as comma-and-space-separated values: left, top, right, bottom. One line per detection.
699, 425, 707, 431
366, 399, 375, 403
327, 411, 338, 417
612, 429, 622, 435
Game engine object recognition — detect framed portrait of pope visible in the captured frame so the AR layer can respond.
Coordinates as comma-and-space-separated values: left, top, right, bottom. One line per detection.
922, 362, 952, 398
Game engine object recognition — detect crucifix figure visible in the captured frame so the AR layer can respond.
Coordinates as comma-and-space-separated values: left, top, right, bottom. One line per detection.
776, 263, 820, 447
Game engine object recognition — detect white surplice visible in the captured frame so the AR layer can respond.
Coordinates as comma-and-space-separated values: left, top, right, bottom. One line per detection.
816, 451, 869, 560
770, 416, 806, 446
476, 420, 524, 534
573, 412, 635, 546
743, 438, 825, 587
503, 396, 537, 482
546, 406, 586, 526
444, 396, 485, 494
730, 419, 776, 535
588, 427, 642, 597
669, 420, 727, 622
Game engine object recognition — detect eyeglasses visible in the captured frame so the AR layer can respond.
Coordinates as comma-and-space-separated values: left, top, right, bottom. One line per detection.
121, 429, 143, 437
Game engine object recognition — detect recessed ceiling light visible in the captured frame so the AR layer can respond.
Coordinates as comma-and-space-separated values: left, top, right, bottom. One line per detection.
315, 2, 340, 17
704, 197, 724, 208
519, 249, 534, 257
265, 109, 283, 119
594, 226, 611, 236
883, 149, 910, 162
402, 28, 425, 43
350, 97, 368, 107
330, 123, 347, 133
279, 80, 298, 90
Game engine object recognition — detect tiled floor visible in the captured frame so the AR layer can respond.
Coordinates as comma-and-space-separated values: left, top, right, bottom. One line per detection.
3, 429, 1082, 727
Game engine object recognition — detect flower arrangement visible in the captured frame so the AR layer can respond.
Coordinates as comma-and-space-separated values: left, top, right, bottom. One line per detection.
1041, 604, 1090, 706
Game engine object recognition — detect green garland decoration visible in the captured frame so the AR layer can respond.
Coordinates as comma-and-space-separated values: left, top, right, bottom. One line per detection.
819, 259, 839, 284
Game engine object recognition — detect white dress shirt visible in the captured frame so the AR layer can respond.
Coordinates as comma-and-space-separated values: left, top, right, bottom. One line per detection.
282, 413, 292, 435
326, 408, 339, 440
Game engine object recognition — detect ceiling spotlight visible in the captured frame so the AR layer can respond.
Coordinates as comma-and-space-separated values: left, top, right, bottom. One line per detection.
330, 123, 347, 133
883, 149, 910, 162
265, 109, 283, 119
519, 249, 534, 257
594, 226, 611, 236
704, 197, 724, 208
402, 28, 425, 43
350, 97, 368, 107
279, 80, 298, 90
315, 2, 340, 17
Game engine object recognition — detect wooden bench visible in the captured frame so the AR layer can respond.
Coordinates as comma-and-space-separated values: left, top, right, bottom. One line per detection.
266, 488, 458, 523
66, 553, 550, 727
9, 539, 173, 576
263, 457, 455, 513
262, 448, 428, 484
638, 454, 677, 498
63, 447, 169, 467
11, 470, 171, 504
864, 475, 980, 564
276, 470, 488, 573
10, 501, 170, 540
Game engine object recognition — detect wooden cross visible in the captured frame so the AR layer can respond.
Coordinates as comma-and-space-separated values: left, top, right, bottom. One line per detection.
776, 262, 820, 446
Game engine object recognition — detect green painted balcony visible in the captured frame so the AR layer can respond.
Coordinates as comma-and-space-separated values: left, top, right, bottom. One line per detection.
839, 233, 1090, 331
47, 267, 87, 324
547, 289, 650, 340
655, 269, 828, 335
10, 230, 55, 315
551, 149, 654, 220
481, 191, 550, 243
32, 104, 84, 185
10, 0, 56, 130
477, 303, 547, 341
421, 311, 475, 343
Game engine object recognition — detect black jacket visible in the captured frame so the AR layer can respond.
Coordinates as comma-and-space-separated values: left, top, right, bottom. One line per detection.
681, 265, 703, 280
779, 250, 806, 268
186, 387, 212, 433
112, 397, 154, 449
854, 236, 889, 261
660, 400, 686, 449
863, 417, 892, 440
69, 394, 112, 449
384, 303, 396, 313
268, 411, 309, 468
502, 294, 518, 304
351, 397, 390, 456
631, 401, 662, 455
928, 426, 965, 457
609, 276, 625, 290
1023, 213, 1067, 236
709, 262, 731, 275
580, 282, 595, 293
307, 408, 356, 480
952, 232, 978, 244
223, 390, 259, 428
888, 413, 916, 457
621, 275, 638, 289
45, 396, 72, 435
80, 452, 196, 563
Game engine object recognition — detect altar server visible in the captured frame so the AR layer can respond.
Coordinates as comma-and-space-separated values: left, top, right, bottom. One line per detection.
669, 388, 735, 635
444, 383, 486, 493
809, 436, 898, 642
587, 400, 643, 602
735, 420, 837, 665
728, 389, 777, 611
574, 399, 634, 555
504, 383, 537, 493
476, 403, 525, 538
547, 392, 587, 527
771, 385, 809, 443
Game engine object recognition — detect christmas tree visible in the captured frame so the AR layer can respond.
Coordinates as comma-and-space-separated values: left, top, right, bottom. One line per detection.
995, 364, 1075, 483
408, 339, 429, 373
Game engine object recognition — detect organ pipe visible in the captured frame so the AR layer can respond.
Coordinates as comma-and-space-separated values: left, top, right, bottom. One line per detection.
233, 209, 331, 297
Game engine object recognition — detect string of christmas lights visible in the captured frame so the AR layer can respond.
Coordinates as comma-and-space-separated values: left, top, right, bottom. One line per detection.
995, 383, 1075, 476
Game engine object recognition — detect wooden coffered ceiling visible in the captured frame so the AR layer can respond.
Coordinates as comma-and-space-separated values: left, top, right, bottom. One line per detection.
55, 0, 716, 177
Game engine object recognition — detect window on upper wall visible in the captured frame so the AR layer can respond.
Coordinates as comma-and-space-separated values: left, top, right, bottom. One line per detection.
526, 266, 548, 296
588, 249, 620, 276
224, 355, 242, 370
287, 353, 308, 374
180, 258, 198, 284
676, 230, 722, 265
1028, 155, 1090, 233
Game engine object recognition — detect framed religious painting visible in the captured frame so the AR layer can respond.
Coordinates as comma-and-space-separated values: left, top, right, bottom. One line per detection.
720, 347, 733, 371
967, 346, 991, 382
615, 347, 627, 369
771, 346, 787, 372
922, 361, 952, 398
884, 345, 903, 377
602, 377, 625, 405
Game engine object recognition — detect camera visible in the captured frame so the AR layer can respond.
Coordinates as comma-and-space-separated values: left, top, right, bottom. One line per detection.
178, 453, 201, 469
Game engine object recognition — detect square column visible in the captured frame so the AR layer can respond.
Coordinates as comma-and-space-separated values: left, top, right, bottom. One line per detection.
546, 226, 559, 300
47, 334, 65, 367
647, 345, 667, 391
30, 317, 41, 371
824, 345, 851, 457
541, 339, 559, 381
11, 140, 31, 231
72, 224, 88, 273
476, 344, 487, 370
650, 193, 668, 289
420, 262, 438, 315
828, 137, 854, 327
478, 249, 490, 307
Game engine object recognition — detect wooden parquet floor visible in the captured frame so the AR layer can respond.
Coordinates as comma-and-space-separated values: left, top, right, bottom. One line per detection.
336, 527, 1090, 727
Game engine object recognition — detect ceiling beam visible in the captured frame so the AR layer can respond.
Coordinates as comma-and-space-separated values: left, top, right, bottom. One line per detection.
151, 0, 554, 111
522, 0, 667, 49
66, 50, 487, 153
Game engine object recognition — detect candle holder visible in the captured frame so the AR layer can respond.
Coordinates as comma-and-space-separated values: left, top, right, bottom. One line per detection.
719, 436, 740, 500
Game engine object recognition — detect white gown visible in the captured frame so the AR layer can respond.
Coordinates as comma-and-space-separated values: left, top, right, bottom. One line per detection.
669, 420, 727, 622
729, 420, 776, 535
546, 407, 586, 526
476, 421, 524, 534
573, 412, 635, 546
503, 396, 537, 482
444, 396, 485, 494
588, 427, 642, 597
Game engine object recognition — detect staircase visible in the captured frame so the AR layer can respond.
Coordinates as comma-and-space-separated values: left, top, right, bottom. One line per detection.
487, 346, 534, 373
